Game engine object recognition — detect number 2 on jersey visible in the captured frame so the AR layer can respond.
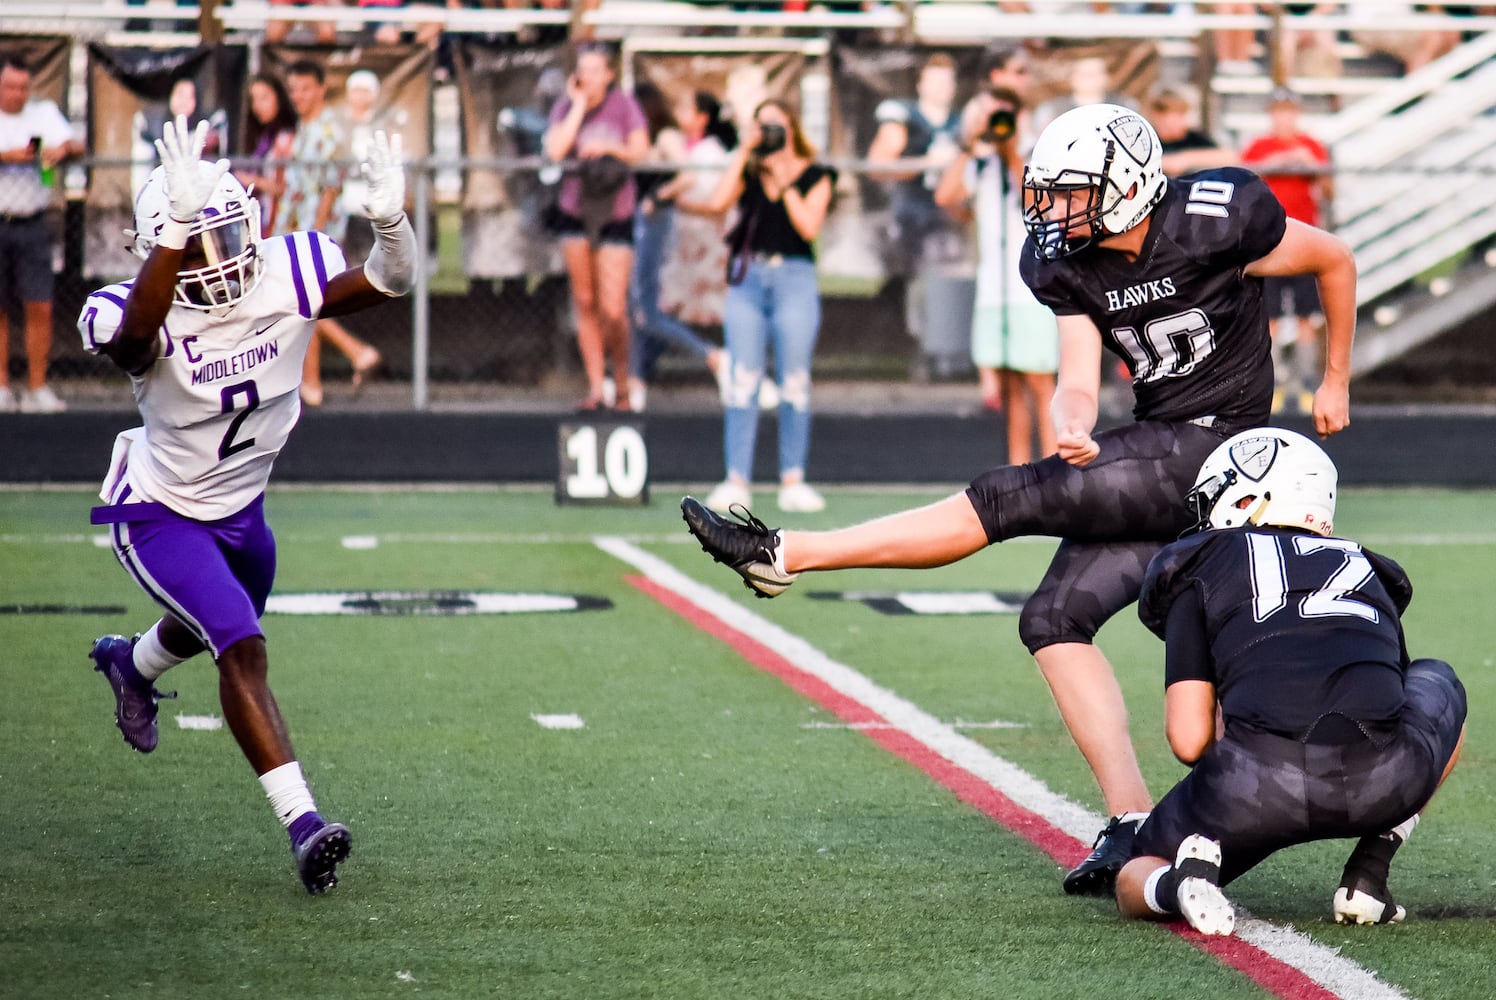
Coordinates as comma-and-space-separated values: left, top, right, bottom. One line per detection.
218, 381, 261, 461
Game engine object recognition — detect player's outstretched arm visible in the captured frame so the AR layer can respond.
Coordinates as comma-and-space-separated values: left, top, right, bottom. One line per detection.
108, 116, 227, 374
322, 131, 418, 317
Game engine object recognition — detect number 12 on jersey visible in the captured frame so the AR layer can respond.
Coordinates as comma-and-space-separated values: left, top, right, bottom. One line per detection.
557, 420, 650, 505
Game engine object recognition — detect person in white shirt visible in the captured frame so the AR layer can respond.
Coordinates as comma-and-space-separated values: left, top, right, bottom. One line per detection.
0, 57, 83, 412
81, 114, 415, 895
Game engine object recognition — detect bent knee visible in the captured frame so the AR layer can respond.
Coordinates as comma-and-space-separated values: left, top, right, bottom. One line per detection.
1018, 595, 1097, 654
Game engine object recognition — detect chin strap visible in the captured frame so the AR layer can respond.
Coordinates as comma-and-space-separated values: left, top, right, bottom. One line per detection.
363, 211, 416, 297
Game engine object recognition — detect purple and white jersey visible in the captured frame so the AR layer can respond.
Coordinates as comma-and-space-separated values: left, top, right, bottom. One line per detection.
79, 232, 345, 521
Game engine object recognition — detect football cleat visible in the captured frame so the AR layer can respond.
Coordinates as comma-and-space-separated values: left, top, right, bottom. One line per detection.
680, 496, 799, 598
90, 634, 176, 753
1174, 834, 1234, 936
1063, 814, 1144, 896
294, 820, 353, 895
1334, 880, 1405, 925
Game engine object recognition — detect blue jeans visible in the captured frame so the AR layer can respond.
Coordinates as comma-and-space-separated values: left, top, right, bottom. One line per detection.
629, 206, 716, 380
722, 256, 820, 482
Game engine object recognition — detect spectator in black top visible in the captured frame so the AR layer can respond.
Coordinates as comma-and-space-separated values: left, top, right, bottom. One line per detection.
1146, 89, 1238, 177
1114, 428, 1466, 935
678, 99, 834, 514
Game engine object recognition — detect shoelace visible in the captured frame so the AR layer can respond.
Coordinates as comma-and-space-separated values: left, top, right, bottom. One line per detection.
725, 502, 773, 538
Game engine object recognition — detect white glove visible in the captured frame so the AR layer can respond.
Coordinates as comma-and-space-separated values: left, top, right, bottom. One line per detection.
359, 130, 406, 225
154, 114, 229, 224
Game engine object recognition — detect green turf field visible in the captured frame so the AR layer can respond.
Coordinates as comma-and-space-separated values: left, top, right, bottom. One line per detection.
2, 485, 1493, 999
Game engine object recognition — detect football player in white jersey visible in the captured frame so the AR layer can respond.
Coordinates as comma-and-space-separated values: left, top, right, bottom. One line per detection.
81, 114, 415, 894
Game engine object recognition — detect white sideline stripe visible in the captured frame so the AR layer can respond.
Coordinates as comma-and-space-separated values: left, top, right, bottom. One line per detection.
341, 535, 379, 550
802, 719, 1029, 731
174, 714, 223, 731
596, 536, 1414, 1000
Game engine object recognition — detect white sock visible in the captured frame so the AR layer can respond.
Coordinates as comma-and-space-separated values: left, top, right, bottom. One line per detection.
1142, 865, 1172, 915
1387, 813, 1420, 844
1119, 810, 1151, 825
773, 531, 793, 576
133, 621, 190, 681
258, 761, 317, 828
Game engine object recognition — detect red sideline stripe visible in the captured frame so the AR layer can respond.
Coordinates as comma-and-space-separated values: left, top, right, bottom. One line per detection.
631, 575, 1349, 1000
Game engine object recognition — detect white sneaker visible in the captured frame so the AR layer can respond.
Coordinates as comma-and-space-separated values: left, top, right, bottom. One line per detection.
777, 482, 825, 513
705, 479, 752, 512
19, 385, 66, 413
1174, 834, 1234, 936
601, 377, 617, 409
0, 386, 16, 412
626, 378, 646, 413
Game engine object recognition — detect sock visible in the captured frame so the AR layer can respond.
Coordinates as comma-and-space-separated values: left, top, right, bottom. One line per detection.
259, 761, 318, 832
1144, 865, 1184, 915
773, 531, 793, 577
133, 621, 190, 682
1341, 831, 1404, 892
1388, 813, 1419, 844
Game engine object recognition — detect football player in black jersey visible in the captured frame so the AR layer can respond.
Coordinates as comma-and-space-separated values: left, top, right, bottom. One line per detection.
681, 103, 1358, 896
1113, 429, 1465, 935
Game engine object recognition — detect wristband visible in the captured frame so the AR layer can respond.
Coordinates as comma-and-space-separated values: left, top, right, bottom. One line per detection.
155, 217, 192, 251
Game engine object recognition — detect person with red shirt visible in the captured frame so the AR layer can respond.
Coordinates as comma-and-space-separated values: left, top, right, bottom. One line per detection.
1242, 88, 1334, 415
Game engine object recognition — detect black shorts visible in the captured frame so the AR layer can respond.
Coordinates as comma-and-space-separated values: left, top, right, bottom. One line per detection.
550, 210, 634, 248
0, 213, 55, 304
1133, 658, 1467, 885
965, 419, 1230, 650
1263, 274, 1321, 319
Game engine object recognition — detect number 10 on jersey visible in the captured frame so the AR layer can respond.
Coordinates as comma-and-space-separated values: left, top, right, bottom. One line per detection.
556, 420, 650, 505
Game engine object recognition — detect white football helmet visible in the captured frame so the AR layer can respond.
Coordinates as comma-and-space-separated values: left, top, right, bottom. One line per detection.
1186, 428, 1337, 536
1022, 103, 1166, 260
127, 162, 263, 311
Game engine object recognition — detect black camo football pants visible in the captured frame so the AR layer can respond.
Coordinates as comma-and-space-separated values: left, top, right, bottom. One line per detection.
964, 419, 1228, 653
1131, 658, 1467, 885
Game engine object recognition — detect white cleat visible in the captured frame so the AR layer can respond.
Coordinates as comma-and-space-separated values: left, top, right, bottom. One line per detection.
1333, 886, 1406, 926
1175, 834, 1235, 936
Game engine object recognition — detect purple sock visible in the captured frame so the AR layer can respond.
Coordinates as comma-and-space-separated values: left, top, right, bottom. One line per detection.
288, 811, 325, 846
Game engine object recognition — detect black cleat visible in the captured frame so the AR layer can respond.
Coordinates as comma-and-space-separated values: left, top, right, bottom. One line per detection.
680, 496, 799, 598
294, 821, 352, 895
1063, 814, 1144, 896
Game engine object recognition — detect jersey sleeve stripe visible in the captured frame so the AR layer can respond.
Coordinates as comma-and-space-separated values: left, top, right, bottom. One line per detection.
308, 231, 331, 292
285, 234, 313, 319
94, 288, 128, 309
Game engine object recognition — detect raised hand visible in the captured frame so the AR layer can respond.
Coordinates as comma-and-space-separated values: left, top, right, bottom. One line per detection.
153, 114, 229, 223
359, 130, 406, 224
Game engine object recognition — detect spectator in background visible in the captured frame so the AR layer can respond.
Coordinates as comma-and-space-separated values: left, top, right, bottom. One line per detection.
139, 78, 226, 167
543, 43, 650, 412
339, 70, 404, 267
239, 72, 298, 231
969, 43, 1038, 152
1032, 55, 1134, 137
1241, 88, 1332, 415
277, 60, 382, 406
679, 100, 835, 514
1212, 3, 1261, 75
1351, 3, 1462, 74
0, 57, 82, 413
935, 87, 1057, 462
266, 0, 340, 44
867, 53, 968, 378
1147, 88, 1238, 177
358, 0, 447, 49
626, 84, 732, 413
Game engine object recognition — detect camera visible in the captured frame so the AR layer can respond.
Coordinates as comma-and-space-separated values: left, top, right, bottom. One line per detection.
754, 122, 787, 156
984, 108, 1017, 143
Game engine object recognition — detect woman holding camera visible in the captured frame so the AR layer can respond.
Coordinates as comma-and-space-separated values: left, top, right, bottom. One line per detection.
679, 100, 834, 514
935, 87, 1057, 465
